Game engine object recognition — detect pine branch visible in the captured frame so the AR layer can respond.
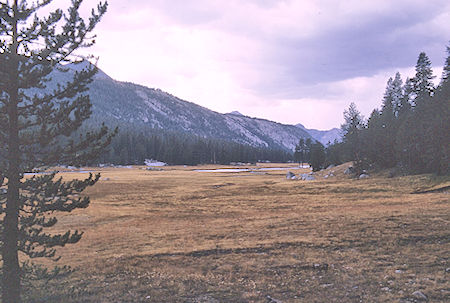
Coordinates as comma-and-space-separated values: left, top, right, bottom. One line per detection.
1, 1, 111, 300
18, 63, 96, 117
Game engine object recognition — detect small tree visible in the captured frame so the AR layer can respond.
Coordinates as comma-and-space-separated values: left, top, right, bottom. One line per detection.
310, 141, 326, 171
294, 138, 306, 166
304, 138, 312, 164
0, 0, 114, 301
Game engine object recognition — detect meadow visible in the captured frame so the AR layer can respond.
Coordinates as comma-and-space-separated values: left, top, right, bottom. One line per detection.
30, 164, 449, 302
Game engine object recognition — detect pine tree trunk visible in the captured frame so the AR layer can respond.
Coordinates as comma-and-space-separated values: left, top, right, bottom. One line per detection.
2, 170, 21, 303
2, 3, 21, 300
2, 84, 21, 303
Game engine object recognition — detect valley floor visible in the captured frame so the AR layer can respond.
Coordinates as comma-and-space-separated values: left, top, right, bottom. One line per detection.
28, 164, 449, 302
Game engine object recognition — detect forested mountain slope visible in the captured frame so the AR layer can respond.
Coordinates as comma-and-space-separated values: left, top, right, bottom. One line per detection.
60, 62, 313, 152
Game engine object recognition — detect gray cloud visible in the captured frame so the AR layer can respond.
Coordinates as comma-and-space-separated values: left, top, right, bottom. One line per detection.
83, 0, 450, 128
250, 1, 450, 98
137, 0, 449, 98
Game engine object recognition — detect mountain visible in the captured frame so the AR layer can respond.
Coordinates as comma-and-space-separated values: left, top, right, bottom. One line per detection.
295, 123, 342, 145
51, 62, 313, 152
227, 111, 245, 116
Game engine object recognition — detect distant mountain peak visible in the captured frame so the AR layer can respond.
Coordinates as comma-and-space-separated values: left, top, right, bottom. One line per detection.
63, 60, 111, 80
227, 111, 244, 116
295, 124, 342, 145
58, 64, 313, 151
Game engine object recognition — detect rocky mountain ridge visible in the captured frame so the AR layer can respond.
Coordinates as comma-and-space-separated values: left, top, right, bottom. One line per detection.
295, 123, 342, 145
55, 62, 340, 151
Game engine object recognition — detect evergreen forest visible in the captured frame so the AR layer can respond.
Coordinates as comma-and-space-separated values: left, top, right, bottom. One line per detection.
300, 46, 449, 175
90, 46, 449, 173
89, 125, 293, 165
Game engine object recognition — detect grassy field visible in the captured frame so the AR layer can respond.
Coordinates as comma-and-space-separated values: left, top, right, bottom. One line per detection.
28, 164, 449, 302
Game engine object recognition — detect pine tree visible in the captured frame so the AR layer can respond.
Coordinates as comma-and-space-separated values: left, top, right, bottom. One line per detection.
394, 77, 414, 171
0, 1, 112, 301
422, 44, 450, 174
396, 53, 434, 172
442, 45, 450, 83
376, 72, 403, 168
304, 138, 312, 163
294, 138, 306, 165
341, 102, 366, 173
398, 77, 413, 119
396, 50, 448, 174
310, 141, 326, 171
381, 77, 395, 118
389, 72, 404, 118
411, 52, 435, 108
324, 139, 344, 166
365, 109, 384, 166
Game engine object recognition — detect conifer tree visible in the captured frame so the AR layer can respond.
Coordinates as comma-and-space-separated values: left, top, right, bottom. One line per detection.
304, 138, 312, 163
294, 138, 306, 165
341, 102, 366, 173
411, 52, 435, 108
381, 77, 395, 118
397, 52, 437, 172
422, 44, 450, 174
376, 72, 403, 168
442, 45, 450, 83
0, 1, 112, 301
310, 141, 326, 171
398, 77, 413, 119
331, 47, 448, 175
324, 139, 344, 166
364, 109, 384, 166
388, 72, 404, 118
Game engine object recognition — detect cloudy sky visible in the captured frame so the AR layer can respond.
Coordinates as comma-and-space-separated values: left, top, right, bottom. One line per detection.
73, 0, 449, 129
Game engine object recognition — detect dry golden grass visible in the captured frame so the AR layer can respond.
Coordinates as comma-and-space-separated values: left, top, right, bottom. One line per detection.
28, 164, 449, 302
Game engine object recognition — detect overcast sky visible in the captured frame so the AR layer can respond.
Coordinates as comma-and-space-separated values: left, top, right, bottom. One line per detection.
73, 0, 449, 129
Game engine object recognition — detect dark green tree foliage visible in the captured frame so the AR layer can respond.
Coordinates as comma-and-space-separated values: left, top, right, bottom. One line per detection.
386, 72, 404, 118
411, 52, 435, 108
95, 126, 293, 165
309, 141, 326, 171
324, 139, 344, 166
293, 138, 311, 165
340, 102, 366, 173
326, 46, 449, 175
398, 77, 413, 119
419, 46, 450, 174
365, 73, 403, 168
293, 138, 303, 163
396, 52, 436, 172
364, 109, 384, 166
0, 1, 112, 301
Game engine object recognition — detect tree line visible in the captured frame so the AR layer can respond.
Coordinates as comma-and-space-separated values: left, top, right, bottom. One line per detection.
299, 46, 449, 175
91, 125, 293, 165
1, 0, 448, 299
